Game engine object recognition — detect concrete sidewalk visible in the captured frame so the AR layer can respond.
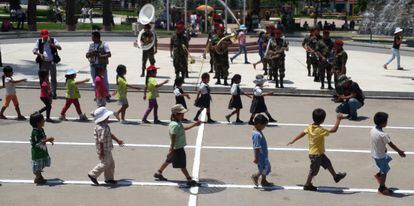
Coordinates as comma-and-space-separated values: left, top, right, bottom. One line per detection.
1, 37, 414, 98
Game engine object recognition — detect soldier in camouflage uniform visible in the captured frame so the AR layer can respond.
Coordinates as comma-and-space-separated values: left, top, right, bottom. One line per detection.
315, 30, 334, 89
170, 22, 191, 80
140, 24, 157, 77
211, 25, 232, 85
332, 39, 348, 86
269, 29, 289, 88
307, 28, 322, 82
261, 25, 275, 76
205, 24, 218, 77
302, 28, 314, 76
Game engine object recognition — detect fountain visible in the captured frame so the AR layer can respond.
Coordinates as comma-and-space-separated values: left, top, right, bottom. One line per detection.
359, 0, 414, 36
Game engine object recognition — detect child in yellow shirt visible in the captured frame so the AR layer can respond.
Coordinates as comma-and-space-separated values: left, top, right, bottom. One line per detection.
287, 108, 346, 191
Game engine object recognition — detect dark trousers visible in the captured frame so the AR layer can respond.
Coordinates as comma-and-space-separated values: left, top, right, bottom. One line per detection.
39, 97, 52, 119
142, 51, 156, 76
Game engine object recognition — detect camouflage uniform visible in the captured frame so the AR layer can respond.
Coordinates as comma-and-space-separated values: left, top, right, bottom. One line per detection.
308, 35, 322, 81
315, 37, 334, 89
261, 32, 272, 75
206, 31, 217, 76
211, 33, 231, 85
332, 49, 348, 85
302, 36, 312, 76
171, 32, 190, 79
269, 37, 289, 88
141, 31, 157, 77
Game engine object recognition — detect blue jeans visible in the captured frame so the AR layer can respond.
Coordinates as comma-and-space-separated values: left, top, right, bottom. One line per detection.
385, 48, 400, 68
231, 44, 248, 63
336, 98, 363, 118
90, 64, 109, 95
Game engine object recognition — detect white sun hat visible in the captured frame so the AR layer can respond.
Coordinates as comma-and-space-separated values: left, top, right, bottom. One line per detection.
394, 27, 403, 34
94, 107, 114, 124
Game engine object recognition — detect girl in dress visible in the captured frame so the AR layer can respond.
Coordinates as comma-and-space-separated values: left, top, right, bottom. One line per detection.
225, 74, 251, 123
194, 73, 215, 123
248, 74, 277, 125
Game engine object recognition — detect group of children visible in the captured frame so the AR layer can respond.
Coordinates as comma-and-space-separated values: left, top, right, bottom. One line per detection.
0, 64, 408, 195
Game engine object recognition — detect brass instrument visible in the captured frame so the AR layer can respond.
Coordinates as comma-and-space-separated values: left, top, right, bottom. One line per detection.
214, 33, 236, 55
136, 4, 156, 50
182, 44, 195, 64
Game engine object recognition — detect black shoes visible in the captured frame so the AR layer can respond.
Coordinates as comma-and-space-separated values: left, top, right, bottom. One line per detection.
334, 172, 347, 183
104, 180, 118, 184
303, 183, 317, 191
154, 173, 168, 181
88, 174, 99, 185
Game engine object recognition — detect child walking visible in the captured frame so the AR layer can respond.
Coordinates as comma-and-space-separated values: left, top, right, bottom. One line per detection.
142, 65, 168, 124
251, 114, 274, 187
113, 64, 141, 123
59, 68, 89, 121
370, 112, 406, 195
153, 104, 201, 187
0, 66, 27, 120
194, 73, 215, 123
173, 77, 190, 121
287, 109, 346, 191
248, 75, 277, 125
95, 67, 108, 107
38, 70, 53, 122
30, 112, 54, 185
88, 107, 125, 185
225, 74, 252, 123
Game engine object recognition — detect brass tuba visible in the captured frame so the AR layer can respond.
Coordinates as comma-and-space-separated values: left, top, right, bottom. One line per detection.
135, 4, 156, 51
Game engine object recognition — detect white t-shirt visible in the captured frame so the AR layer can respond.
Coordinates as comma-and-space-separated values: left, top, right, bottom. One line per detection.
87, 42, 110, 64
230, 84, 241, 95
253, 86, 263, 96
198, 82, 209, 95
33, 38, 60, 62
5, 77, 16, 95
173, 87, 182, 97
370, 127, 391, 159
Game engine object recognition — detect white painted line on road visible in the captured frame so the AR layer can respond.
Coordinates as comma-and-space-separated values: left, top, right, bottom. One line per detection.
1, 140, 414, 155
1, 179, 414, 194
5, 116, 414, 130
188, 109, 207, 206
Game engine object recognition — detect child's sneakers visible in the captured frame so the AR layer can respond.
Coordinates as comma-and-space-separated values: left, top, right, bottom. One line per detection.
260, 180, 274, 187
303, 183, 317, 191
104, 180, 118, 184
0, 114, 7, 119
88, 174, 99, 185
251, 174, 259, 187
79, 114, 88, 121
59, 115, 68, 121
378, 186, 394, 195
153, 172, 168, 181
17, 115, 26, 120
186, 179, 198, 187
334, 172, 347, 183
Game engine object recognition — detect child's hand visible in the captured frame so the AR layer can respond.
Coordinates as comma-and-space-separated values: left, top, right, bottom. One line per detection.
399, 151, 406, 158
84, 78, 90, 82
163, 80, 169, 84
143, 95, 147, 100
253, 158, 258, 164
111, 91, 117, 96
194, 120, 202, 126
22, 78, 27, 82
336, 113, 343, 120
186, 94, 191, 99
117, 139, 125, 146
49, 137, 55, 145
286, 141, 293, 146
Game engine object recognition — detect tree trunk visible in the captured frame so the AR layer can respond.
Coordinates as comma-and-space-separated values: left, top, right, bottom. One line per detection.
66, 0, 77, 31
27, 0, 37, 31
103, 0, 113, 31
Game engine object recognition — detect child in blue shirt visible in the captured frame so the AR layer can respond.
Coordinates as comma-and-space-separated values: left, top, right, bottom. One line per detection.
251, 114, 274, 187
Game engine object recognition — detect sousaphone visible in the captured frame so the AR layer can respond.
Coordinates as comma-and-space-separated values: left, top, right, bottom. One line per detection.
136, 4, 155, 51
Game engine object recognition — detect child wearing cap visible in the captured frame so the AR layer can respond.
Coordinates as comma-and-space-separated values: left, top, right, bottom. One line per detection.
287, 109, 346, 191
154, 104, 201, 187
29, 112, 55, 185
248, 74, 277, 125
142, 65, 168, 124
251, 114, 274, 187
59, 68, 89, 121
370, 112, 406, 195
88, 107, 125, 185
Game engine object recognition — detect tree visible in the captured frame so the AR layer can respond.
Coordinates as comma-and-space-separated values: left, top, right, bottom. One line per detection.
102, 0, 113, 31
27, 0, 37, 31
9, 0, 21, 10
66, 0, 77, 31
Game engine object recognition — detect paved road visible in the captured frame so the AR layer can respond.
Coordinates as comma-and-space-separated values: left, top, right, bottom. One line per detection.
0, 89, 413, 205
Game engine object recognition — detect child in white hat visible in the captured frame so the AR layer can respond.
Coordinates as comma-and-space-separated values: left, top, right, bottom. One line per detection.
248, 74, 277, 125
88, 107, 124, 185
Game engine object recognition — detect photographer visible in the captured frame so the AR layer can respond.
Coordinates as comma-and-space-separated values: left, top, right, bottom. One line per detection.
33, 29, 62, 99
86, 31, 111, 100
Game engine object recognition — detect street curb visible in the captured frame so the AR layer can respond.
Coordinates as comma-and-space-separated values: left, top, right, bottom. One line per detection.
15, 81, 414, 100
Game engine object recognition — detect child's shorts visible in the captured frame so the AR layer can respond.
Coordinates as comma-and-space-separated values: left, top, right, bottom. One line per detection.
3, 95, 19, 107
166, 148, 186, 169
258, 159, 271, 176
96, 98, 107, 107
309, 154, 332, 176
32, 157, 51, 172
118, 98, 129, 106
374, 155, 392, 175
